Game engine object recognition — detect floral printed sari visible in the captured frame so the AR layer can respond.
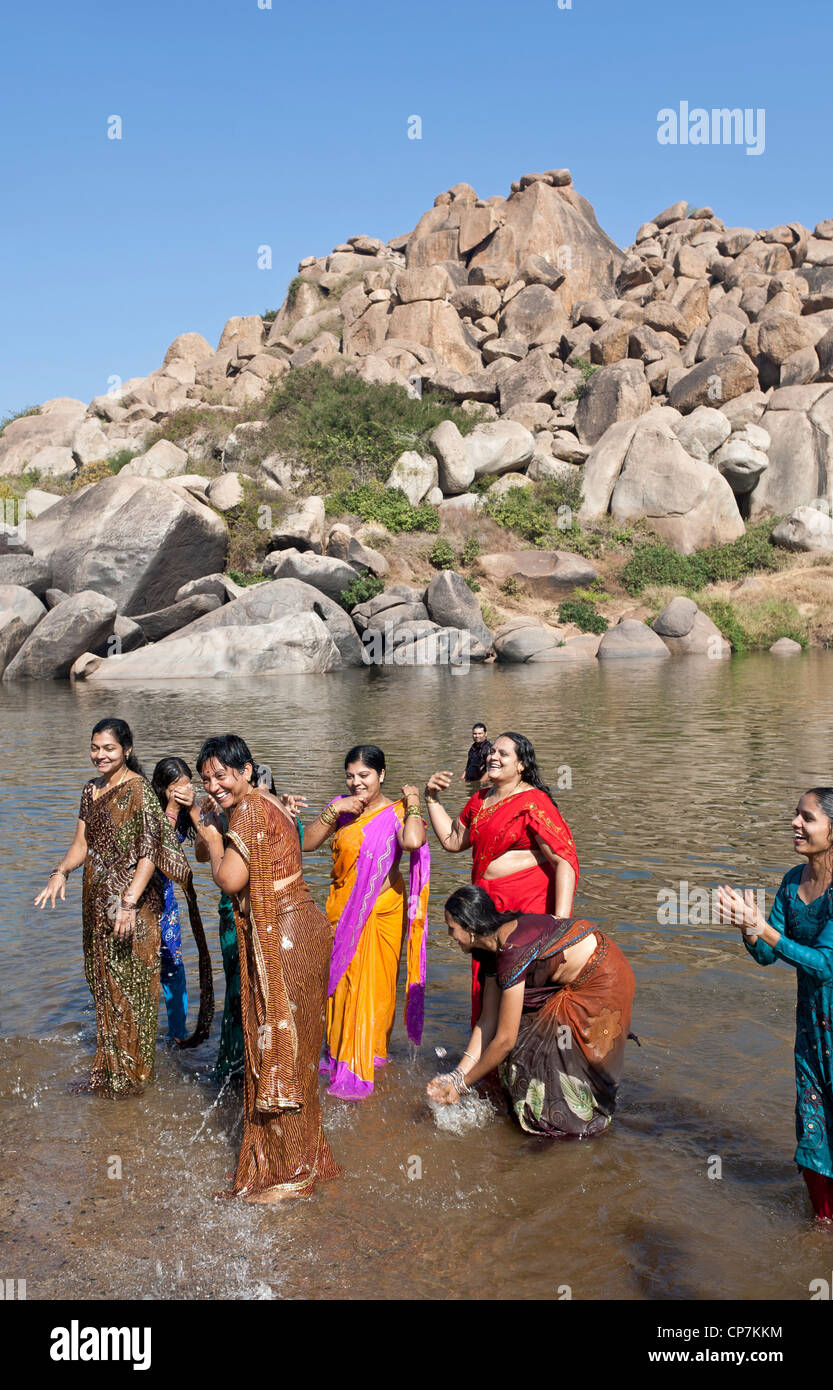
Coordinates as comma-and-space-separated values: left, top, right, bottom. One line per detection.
477, 913, 634, 1138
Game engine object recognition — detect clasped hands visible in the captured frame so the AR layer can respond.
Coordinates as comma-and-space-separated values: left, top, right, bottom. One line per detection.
716, 884, 764, 942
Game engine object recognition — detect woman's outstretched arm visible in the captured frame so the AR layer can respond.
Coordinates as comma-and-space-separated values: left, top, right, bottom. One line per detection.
34, 818, 88, 908
424, 771, 471, 853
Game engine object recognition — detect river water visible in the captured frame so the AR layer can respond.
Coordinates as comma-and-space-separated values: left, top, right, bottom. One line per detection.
1, 655, 832, 1301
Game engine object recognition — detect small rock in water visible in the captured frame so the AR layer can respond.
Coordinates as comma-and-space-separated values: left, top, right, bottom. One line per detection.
434, 1046, 447, 1059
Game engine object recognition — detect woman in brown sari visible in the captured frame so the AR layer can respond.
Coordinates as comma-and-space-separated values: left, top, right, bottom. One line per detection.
196, 734, 341, 1202
33, 717, 212, 1096
427, 886, 635, 1137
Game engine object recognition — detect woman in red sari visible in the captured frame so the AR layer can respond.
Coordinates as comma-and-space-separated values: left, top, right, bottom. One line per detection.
425, 732, 578, 1022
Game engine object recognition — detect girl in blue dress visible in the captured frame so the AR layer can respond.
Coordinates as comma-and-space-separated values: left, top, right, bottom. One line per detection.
719, 787, 833, 1223
150, 758, 214, 1044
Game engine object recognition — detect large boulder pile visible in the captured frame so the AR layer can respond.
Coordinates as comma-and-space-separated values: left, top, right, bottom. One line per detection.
3, 173, 833, 677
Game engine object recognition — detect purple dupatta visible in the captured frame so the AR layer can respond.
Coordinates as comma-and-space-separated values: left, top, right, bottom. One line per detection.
327, 799, 431, 1045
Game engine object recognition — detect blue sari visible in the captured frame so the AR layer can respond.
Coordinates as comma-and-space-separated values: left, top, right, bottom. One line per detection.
159, 829, 189, 1041
746, 865, 833, 1178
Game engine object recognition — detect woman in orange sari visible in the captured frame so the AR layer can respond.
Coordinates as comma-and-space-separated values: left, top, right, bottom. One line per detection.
425, 732, 578, 1023
303, 745, 430, 1101
196, 734, 341, 1202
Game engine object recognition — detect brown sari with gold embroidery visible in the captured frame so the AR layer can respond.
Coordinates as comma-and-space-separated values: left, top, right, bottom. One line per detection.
225, 790, 341, 1200
475, 914, 635, 1138
80, 777, 211, 1096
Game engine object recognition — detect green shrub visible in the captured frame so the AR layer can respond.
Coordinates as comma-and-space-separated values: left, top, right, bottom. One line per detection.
485, 474, 584, 546
338, 571, 386, 611
465, 575, 481, 593
428, 538, 457, 569
557, 598, 608, 634
460, 535, 481, 567
480, 600, 498, 628
701, 597, 807, 653
620, 520, 784, 596
145, 406, 237, 452
108, 449, 137, 473
0, 405, 40, 438
262, 309, 278, 323
226, 569, 267, 587
326, 481, 439, 533
224, 479, 285, 575
501, 576, 524, 598
286, 276, 305, 309
262, 363, 478, 491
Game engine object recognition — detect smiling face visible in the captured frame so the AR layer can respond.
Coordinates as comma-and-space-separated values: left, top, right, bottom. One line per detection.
345, 759, 384, 804
200, 756, 253, 812
472, 725, 487, 744
485, 735, 523, 786
445, 909, 498, 955
90, 730, 129, 778
792, 793, 833, 858
445, 909, 475, 954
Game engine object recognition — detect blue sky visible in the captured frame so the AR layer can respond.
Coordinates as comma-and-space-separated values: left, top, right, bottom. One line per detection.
1, 0, 830, 414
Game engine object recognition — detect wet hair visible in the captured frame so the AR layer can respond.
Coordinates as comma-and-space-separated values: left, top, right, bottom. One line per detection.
195, 734, 255, 778
445, 885, 519, 937
91, 717, 144, 776
344, 744, 386, 777
497, 731, 554, 801
151, 757, 194, 839
805, 788, 833, 829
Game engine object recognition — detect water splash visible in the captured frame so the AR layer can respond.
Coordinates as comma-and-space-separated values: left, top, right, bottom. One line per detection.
428, 1092, 496, 1134
189, 1071, 239, 1144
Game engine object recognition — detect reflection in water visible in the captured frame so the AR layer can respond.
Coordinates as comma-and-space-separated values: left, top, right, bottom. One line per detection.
2, 654, 832, 1299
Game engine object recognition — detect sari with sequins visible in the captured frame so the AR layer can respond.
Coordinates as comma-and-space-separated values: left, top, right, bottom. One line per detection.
79, 777, 212, 1096
225, 790, 341, 1199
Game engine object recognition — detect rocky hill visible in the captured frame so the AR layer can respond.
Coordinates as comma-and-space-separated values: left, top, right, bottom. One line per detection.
1, 168, 832, 677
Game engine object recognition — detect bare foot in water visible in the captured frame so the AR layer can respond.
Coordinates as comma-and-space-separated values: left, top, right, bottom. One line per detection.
243, 1187, 309, 1205
67, 1077, 94, 1094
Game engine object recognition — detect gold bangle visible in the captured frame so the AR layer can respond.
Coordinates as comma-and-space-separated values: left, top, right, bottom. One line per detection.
319, 805, 338, 827
404, 805, 423, 819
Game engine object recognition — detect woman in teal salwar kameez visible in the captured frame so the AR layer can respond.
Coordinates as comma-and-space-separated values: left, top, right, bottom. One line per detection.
719, 787, 833, 1222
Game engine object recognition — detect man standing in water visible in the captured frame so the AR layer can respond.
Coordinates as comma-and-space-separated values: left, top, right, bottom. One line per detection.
462, 723, 493, 786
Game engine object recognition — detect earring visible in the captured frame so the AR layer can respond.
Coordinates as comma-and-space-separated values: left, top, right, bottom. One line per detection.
470, 931, 475, 944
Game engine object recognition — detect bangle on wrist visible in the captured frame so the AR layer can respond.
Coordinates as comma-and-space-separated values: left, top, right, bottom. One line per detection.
319, 804, 338, 827
50, 868, 68, 879
404, 805, 423, 819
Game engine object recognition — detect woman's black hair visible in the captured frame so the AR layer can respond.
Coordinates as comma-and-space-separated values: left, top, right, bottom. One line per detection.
344, 744, 386, 776
804, 788, 833, 836
195, 734, 255, 777
91, 717, 144, 776
498, 731, 554, 802
444, 885, 519, 937
151, 757, 195, 839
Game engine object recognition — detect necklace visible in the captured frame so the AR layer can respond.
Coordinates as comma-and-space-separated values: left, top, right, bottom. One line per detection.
93, 765, 130, 801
